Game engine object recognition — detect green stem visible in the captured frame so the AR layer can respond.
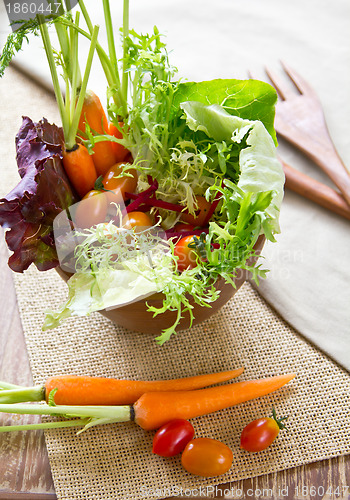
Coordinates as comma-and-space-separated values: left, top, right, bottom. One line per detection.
77, 0, 93, 32
69, 11, 80, 119
102, 0, 119, 86
0, 403, 132, 421
83, 133, 125, 145
55, 23, 70, 70
0, 386, 45, 404
66, 24, 99, 149
102, 0, 127, 115
53, 1, 73, 80
64, 72, 71, 126
0, 381, 23, 390
39, 17, 69, 139
122, 0, 129, 108
0, 419, 88, 433
62, 9, 117, 92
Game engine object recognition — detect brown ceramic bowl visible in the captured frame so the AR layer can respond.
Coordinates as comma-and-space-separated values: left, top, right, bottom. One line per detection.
56, 235, 265, 334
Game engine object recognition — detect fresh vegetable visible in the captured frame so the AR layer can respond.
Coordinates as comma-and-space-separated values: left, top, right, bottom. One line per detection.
152, 419, 194, 457
0, 0, 285, 342
240, 407, 288, 452
108, 122, 130, 162
122, 212, 153, 232
102, 162, 138, 201
42, 101, 284, 341
0, 117, 77, 272
180, 196, 211, 227
0, 368, 244, 405
133, 374, 295, 431
0, 373, 295, 433
62, 144, 97, 198
74, 189, 108, 229
78, 90, 117, 176
173, 235, 198, 272
181, 438, 233, 477
173, 223, 196, 233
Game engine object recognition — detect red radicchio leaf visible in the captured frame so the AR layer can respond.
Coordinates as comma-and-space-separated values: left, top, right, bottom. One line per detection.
0, 117, 77, 272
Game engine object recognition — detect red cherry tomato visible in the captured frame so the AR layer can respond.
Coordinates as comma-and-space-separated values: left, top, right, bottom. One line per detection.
152, 419, 195, 457
240, 409, 287, 452
108, 122, 130, 162
181, 438, 233, 477
102, 162, 138, 201
122, 211, 153, 232
180, 196, 211, 227
173, 223, 196, 233
173, 235, 198, 272
74, 190, 108, 229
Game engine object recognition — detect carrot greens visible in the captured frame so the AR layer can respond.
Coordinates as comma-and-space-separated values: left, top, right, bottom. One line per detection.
0, 18, 41, 77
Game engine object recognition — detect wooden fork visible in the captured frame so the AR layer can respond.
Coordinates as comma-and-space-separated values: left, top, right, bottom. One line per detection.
265, 61, 350, 207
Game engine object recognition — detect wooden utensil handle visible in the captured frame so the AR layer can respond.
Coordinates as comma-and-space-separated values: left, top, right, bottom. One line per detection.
307, 148, 350, 208
281, 160, 350, 221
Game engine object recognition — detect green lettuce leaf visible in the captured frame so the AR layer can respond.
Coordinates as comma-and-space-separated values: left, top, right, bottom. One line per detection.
171, 79, 277, 144
180, 101, 284, 232
42, 265, 161, 330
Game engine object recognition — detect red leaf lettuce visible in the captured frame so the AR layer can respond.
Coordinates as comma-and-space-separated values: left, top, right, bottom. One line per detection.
0, 116, 77, 272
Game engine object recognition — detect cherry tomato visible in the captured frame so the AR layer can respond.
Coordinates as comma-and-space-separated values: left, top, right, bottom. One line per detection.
240, 408, 287, 452
181, 438, 233, 477
173, 223, 196, 233
180, 196, 211, 227
152, 419, 195, 457
122, 211, 153, 232
174, 235, 198, 272
74, 190, 108, 229
102, 162, 138, 201
108, 122, 130, 162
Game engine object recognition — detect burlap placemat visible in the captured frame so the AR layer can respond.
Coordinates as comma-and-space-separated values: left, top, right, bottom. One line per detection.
1, 67, 350, 500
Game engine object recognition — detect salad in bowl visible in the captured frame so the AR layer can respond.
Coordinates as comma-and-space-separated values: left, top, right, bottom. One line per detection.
0, 0, 284, 343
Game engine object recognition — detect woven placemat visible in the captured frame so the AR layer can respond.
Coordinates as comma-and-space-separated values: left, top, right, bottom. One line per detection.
2, 66, 350, 500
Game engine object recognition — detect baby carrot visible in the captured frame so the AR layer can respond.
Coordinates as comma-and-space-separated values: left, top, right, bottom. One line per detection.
134, 373, 296, 430
78, 90, 116, 176
62, 143, 97, 198
0, 369, 244, 406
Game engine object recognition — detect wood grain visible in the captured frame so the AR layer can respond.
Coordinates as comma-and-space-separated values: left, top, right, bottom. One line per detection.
282, 160, 350, 221
0, 229, 349, 500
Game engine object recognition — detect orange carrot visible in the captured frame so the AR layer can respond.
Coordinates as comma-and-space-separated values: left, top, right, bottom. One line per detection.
62, 143, 97, 198
108, 122, 130, 162
0, 373, 296, 435
44, 368, 244, 406
78, 90, 117, 176
134, 373, 296, 430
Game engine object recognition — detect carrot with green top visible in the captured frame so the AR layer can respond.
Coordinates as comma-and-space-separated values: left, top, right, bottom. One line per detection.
0, 368, 244, 406
0, 374, 295, 434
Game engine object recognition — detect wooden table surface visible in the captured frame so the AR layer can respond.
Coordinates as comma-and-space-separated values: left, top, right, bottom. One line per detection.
0, 229, 349, 500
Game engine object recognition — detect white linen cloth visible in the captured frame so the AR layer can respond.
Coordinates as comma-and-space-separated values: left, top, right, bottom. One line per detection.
1, 0, 349, 370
